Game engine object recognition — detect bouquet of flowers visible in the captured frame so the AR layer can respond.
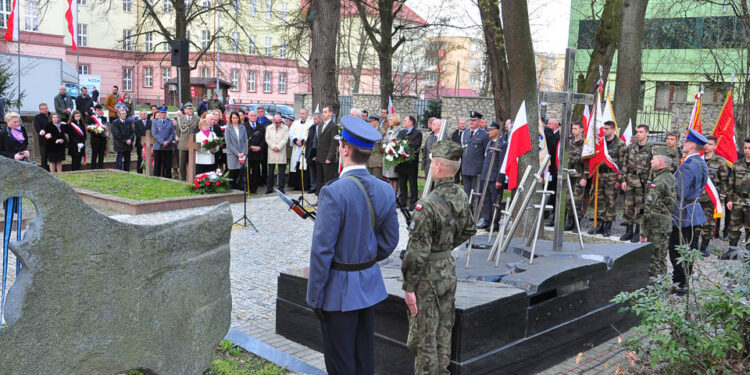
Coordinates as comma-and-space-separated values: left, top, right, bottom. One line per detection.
86, 123, 107, 136
201, 137, 224, 152
188, 169, 232, 194
380, 137, 417, 168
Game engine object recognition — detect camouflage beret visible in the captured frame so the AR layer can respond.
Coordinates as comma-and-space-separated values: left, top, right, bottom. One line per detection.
652, 146, 672, 157
431, 140, 463, 161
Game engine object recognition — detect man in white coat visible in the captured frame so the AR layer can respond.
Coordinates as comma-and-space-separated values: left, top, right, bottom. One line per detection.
265, 113, 290, 194
289, 108, 314, 190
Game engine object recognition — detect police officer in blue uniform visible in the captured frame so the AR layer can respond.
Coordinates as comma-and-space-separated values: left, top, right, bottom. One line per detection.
151, 106, 175, 178
307, 115, 400, 375
461, 111, 490, 206
668, 128, 709, 293
477, 120, 507, 230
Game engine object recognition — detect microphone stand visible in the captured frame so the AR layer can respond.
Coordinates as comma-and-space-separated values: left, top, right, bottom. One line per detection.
233, 134, 258, 232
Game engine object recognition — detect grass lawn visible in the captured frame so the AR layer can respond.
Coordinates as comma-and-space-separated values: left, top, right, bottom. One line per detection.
57, 171, 196, 201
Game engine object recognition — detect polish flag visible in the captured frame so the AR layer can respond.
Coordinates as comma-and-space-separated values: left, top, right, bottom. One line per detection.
387, 96, 395, 114
500, 101, 532, 190
704, 170, 724, 219
621, 118, 633, 146
582, 104, 591, 135
581, 89, 602, 160
3, 0, 18, 42
65, 0, 78, 51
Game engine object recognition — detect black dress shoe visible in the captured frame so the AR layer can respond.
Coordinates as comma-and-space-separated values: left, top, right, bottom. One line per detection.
408, 204, 416, 211
477, 220, 489, 230
265, 189, 273, 194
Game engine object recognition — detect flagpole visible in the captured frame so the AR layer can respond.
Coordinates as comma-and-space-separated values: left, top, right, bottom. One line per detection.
593, 166, 599, 230
76, 0, 80, 89
16, 0, 20, 111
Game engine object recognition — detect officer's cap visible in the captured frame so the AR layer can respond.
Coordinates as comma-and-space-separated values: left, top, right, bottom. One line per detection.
487, 120, 501, 130
157, 105, 168, 112
469, 111, 483, 120
367, 115, 380, 122
335, 115, 382, 149
282, 115, 294, 122
182, 102, 194, 109
685, 128, 708, 146
431, 141, 463, 161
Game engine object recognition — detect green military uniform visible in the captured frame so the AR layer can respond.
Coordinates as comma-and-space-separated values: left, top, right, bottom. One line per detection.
565, 137, 587, 229
402, 141, 476, 375
641, 164, 677, 278
208, 98, 225, 113
620, 141, 653, 241
697, 154, 729, 253
590, 135, 625, 236
665, 146, 681, 173
727, 158, 750, 247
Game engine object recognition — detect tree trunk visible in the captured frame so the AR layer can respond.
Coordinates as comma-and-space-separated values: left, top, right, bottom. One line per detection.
613, 0, 648, 128
309, 0, 341, 116
501, 0, 539, 176
377, 0, 395, 110
572, 0, 622, 120
478, 0, 511, 120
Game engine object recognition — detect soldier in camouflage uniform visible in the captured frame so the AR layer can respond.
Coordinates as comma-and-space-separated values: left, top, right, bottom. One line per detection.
565, 121, 587, 231
640, 150, 677, 278
697, 135, 729, 257
724, 138, 750, 260
665, 131, 682, 172
588, 120, 625, 237
402, 140, 476, 375
620, 125, 654, 242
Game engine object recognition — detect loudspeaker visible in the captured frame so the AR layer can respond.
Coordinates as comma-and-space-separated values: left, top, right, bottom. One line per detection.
171, 39, 189, 67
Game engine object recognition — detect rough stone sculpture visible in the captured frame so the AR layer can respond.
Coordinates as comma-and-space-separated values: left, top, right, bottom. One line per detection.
0, 158, 232, 374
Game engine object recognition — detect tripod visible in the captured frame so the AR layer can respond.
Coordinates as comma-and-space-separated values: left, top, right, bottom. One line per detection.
233, 138, 258, 231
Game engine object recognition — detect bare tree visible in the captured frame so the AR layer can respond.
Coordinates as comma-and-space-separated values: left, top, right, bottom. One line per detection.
478, 0, 511, 120
613, 0, 649, 127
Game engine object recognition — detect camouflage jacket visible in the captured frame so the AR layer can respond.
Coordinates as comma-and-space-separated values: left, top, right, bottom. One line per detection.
600, 135, 625, 180
401, 177, 476, 292
622, 142, 653, 188
700, 154, 729, 201
729, 158, 750, 206
642, 168, 677, 237
665, 146, 681, 173
568, 137, 586, 178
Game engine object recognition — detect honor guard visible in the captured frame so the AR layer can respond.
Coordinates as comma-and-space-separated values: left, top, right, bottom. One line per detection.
588, 120, 625, 237
402, 140, 476, 375
664, 131, 682, 172
724, 137, 750, 260
565, 121, 588, 231
640, 147, 677, 279
669, 128, 709, 292
620, 124, 653, 242
461, 111, 490, 205
697, 135, 729, 257
306, 115, 399, 375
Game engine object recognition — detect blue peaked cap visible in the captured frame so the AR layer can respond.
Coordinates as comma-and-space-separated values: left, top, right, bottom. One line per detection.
337, 115, 382, 149
686, 128, 708, 146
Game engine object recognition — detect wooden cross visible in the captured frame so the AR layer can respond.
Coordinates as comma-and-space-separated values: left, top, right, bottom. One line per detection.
185, 134, 202, 183
143, 130, 155, 177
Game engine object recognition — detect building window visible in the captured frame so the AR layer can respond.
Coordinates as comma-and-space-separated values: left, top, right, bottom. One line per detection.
123, 29, 132, 51
280, 39, 286, 58
282, 2, 287, 22
232, 32, 239, 53
266, 0, 272, 19
144, 67, 153, 87
247, 71, 256, 92
123, 68, 133, 91
201, 30, 209, 50
77, 0, 86, 5
200, 67, 209, 78
163, 0, 172, 12
201, 0, 209, 9
77, 24, 87, 46
279, 73, 286, 94
263, 71, 271, 93
232, 0, 239, 14
0, 0, 11, 28
24, 0, 38, 31
249, 35, 256, 55
162, 67, 171, 88
469, 75, 477, 84
250, 0, 257, 16
123, 0, 132, 12
145, 32, 153, 52
654, 82, 688, 111
162, 37, 170, 51
265, 37, 272, 57
78, 65, 89, 75
231, 69, 239, 91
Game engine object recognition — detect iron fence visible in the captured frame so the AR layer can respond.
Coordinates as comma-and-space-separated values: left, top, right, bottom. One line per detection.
415, 99, 441, 129
637, 106, 673, 143
339, 95, 352, 118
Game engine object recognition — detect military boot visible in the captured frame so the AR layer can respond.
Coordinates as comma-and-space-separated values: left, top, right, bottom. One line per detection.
602, 221, 612, 237
588, 221, 602, 235
619, 224, 633, 242
564, 217, 574, 231
720, 240, 739, 260
630, 225, 641, 243
700, 239, 710, 257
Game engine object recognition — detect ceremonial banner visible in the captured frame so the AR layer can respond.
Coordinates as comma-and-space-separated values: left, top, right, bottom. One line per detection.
500, 101, 532, 190
581, 90, 601, 160
712, 88, 738, 165
582, 104, 591, 135
689, 91, 703, 133
387, 96, 395, 115
705, 173, 723, 219
621, 118, 633, 146
3, 0, 18, 42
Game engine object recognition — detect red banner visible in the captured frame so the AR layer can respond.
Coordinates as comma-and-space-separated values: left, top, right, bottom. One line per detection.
712, 89, 738, 165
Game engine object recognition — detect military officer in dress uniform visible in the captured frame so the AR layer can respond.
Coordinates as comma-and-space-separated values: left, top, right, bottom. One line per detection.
697, 135, 729, 257
461, 111, 490, 208
174, 102, 199, 181
723, 137, 750, 260
477, 120, 506, 230
640, 148, 676, 279
668, 128, 709, 293
307, 115, 399, 375
620, 124, 653, 242
565, 121, 587, 231
402, 140, 476, 375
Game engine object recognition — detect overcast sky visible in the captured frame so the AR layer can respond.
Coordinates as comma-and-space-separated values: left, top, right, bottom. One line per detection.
406, 0, 571, 54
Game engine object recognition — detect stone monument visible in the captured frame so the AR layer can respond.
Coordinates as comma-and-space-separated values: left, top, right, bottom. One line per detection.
0, 158, 232, 374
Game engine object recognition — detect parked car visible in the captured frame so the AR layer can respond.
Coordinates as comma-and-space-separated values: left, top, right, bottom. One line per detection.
247, 103, 294, 119
224, 104, 249, 114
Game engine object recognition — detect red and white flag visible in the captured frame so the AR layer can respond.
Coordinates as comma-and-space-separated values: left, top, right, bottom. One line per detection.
500, 101, 532, 190
581, 89, 602, 160
387, 96, 395, 115
3, 0, 18, 42
704, 168, 724, 219
65, 0, 78, 51
621, 118, 633, 146
582, 104, 591, 135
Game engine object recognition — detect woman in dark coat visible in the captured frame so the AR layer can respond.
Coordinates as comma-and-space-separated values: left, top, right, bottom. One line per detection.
44, 112, 67, 172
111, 108, 135, 172
0, 112, 30, 161
62, 110, 86, 171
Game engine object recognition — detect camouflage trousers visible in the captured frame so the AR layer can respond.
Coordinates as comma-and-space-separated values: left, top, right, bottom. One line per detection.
622, 183, 645, 225
727, 203, 750, 245
595, 173, 618, 221
697, 196, 717, 244
407, 259, 457, 375
565, 178, 586, 223
648, 232, 670, 278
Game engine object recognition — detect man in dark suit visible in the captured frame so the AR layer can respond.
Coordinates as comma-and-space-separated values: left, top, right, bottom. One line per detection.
133, 110, 151, 174
33, 103, 51, 171
478, 121, 507, 230
306, 113, 320, 192
451, 119, 467, 183
544, 118, 560, 225
396, 115, 423, 210
245, 110, 266, 193
75, 87, 94, 125
461, 111, 490, 208
316, 106, 340, 190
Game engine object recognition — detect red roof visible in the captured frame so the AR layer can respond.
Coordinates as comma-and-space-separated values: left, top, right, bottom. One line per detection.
300, 0, 428, 26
